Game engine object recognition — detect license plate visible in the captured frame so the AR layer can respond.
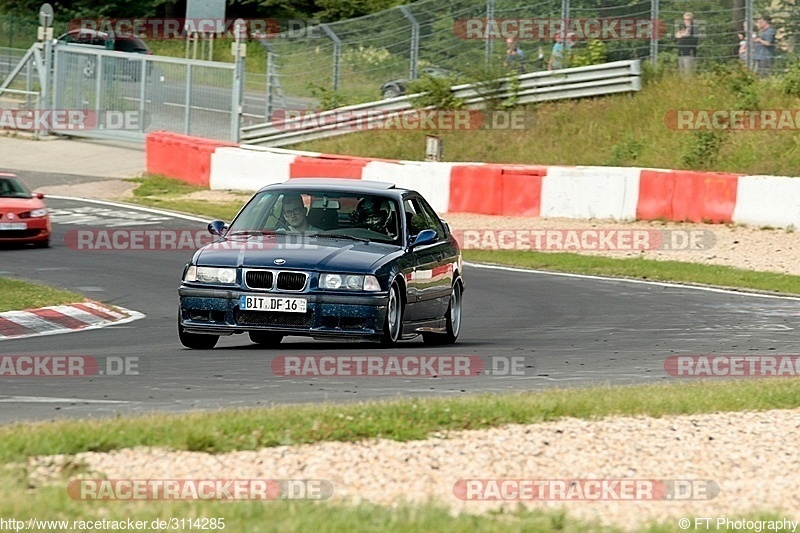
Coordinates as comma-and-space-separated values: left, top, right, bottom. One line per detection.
0, 223, 26, 230
239, 295, 307, 313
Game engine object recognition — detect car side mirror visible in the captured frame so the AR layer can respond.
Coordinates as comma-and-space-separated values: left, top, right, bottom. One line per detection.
410, 229, 437, 248
34, 192, 44, 199
208, 220, 227, 236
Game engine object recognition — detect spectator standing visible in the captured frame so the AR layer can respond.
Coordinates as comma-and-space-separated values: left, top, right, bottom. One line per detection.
753, 15, 776, 76
504, 37, 525, 73
549, 32, 575, 70
675, 12, 699, 75
737, 21, 750, 64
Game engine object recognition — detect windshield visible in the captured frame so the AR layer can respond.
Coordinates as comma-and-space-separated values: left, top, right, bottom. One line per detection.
227, 190, 402, 244
0, 177, 32, 199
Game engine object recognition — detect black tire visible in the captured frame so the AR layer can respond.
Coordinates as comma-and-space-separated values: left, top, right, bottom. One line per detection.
178, 319, 219, 350
33, 239, 49, 248
423, 279, 463, 346
380, 281, 404, 346
249, 331, 284, 346
382, 86, 401, 99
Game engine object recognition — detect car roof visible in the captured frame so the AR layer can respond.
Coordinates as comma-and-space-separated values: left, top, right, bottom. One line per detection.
258, 179, 411, 196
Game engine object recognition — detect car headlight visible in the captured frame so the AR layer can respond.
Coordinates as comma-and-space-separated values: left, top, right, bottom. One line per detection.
184, 266, 236, 284
29, 208, 48, 218
319, 273, 380, 291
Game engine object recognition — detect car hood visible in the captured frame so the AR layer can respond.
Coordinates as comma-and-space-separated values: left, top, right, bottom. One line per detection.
194, 236, 401, 273
0, 197, 45, 212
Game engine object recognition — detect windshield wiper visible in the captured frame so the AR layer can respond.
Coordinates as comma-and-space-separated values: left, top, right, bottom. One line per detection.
229, 230, 277, 237
308, 233, 370, 243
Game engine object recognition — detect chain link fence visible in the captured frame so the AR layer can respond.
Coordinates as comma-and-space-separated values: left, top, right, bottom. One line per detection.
259, 0, 792, 102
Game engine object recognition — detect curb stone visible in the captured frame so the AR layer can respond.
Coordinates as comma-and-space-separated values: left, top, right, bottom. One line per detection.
0, 301, 145, 340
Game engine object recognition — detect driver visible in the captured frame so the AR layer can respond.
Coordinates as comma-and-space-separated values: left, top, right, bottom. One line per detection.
281, 194, 321, 233
353, 197, 395, 237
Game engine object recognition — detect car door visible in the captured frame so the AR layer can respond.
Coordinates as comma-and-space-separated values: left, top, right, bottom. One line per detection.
403, 195, 453, 321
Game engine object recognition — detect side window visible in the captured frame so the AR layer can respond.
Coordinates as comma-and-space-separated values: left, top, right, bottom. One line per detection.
403, 199, 422, 237
416, 198, 446, 239
404, 197, 445, 240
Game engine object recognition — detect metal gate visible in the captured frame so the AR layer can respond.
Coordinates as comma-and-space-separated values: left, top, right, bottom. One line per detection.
52, 44, 242, 142
1, 41, 243, 142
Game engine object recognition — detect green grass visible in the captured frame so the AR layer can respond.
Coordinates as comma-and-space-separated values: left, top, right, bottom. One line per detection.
0, 278, 84, 312
463, 250, 800, 295
125, 175, 246, 221
1, 379, 798, 464
295, 70, 800, 176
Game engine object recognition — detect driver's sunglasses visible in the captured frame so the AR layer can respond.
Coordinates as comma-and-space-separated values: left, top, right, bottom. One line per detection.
283, 207, 304, 217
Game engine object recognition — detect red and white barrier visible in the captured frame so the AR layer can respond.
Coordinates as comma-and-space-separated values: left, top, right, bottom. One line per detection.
146, 132, 800, 229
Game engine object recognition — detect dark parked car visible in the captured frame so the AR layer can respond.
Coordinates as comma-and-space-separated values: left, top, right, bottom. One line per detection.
57, 28, 152, 80
380, 67, 454, 99
178, 179, 464, 349
0, 173, 50, 247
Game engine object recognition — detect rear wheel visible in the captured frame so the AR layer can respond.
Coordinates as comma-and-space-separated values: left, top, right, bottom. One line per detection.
178, 313, 219, 349
423, 279, 463, 345
249, 331, 284, 346
382, 86, 401, 99
380, 281, 404, 346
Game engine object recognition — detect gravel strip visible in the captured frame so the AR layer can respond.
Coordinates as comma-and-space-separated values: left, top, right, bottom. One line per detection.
28, 408, 800, 529
443, 213, 800, 277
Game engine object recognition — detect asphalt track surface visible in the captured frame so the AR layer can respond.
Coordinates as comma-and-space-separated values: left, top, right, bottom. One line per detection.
2, 173, 800, 424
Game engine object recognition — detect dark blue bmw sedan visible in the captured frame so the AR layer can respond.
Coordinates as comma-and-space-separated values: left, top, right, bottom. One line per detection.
178, 179, 464, 349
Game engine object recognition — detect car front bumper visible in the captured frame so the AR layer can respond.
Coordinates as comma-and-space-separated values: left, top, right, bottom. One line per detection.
0, 217, 50, 243
179, 286, 389, 338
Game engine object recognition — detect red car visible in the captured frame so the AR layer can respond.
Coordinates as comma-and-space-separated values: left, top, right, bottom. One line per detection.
0, 173, 50, 247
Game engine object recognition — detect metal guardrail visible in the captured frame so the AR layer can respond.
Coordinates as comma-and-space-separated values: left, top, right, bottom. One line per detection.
241, 59, 641, 147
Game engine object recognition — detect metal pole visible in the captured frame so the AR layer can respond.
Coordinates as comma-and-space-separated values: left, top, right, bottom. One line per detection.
138, 58, 147, 134
232, 60, 244, 142
42, 33, 52, 110
266, 49, 274, 120
650, 0, 659, 64
485, 0, 494, 68
321, 24, 341, 91
25, 58, 32, 109
230, 20, 246, 143
95, 51, 103, 120
184, 64, 192, 135
561, 0, 570, 35
745, 0, 753, 69
399, 6, 419, 80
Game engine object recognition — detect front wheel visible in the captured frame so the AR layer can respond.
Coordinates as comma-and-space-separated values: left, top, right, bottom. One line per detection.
423, 279, 463, 345
380, 281, 404, 346
178, 318, 218, 349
